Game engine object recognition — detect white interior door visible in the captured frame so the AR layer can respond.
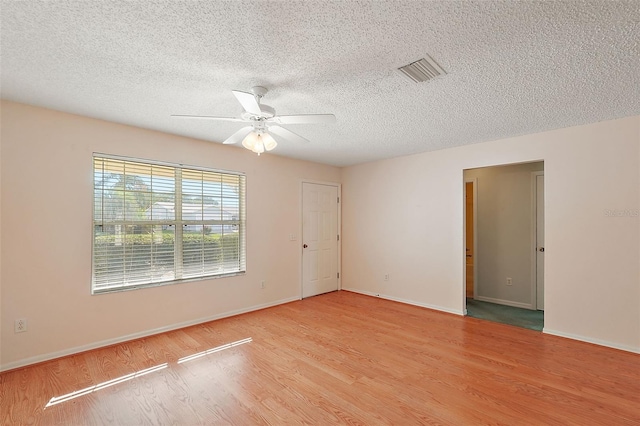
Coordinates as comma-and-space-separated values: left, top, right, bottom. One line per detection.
536, 174, 545, 310
302, 183, 339, 298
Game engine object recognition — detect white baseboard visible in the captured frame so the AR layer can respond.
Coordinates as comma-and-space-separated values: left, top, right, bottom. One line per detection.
342, 288, 464, 316
0, 296, 300, 373
543, 328, 640, 354
473, 296, 534, 310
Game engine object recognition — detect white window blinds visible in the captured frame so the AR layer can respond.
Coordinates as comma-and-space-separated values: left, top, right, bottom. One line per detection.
93, 156, 246, 293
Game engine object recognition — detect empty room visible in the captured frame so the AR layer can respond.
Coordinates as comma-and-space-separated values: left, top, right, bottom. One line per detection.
1, 1, 639, 425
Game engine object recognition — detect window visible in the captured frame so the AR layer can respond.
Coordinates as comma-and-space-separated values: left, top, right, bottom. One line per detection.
92, 155, 245, 293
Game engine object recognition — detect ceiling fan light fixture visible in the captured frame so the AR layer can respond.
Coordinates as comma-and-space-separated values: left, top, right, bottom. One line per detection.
242, 131, 278, 155
262, 132, 278, 151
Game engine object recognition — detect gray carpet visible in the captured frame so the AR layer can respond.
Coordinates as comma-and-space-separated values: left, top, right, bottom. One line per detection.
466, 298, 543, 331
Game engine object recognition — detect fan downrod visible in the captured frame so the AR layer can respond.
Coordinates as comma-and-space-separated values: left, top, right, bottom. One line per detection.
251, 86, 268, 99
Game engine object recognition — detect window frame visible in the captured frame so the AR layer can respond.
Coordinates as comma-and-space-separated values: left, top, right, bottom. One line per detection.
91, 154, 246, 294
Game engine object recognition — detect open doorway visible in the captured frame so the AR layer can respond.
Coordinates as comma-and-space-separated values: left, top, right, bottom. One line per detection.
465, 179, 477, 299
464, 162, 544, 331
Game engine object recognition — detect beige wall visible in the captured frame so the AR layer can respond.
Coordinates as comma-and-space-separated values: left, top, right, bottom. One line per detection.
342, 115, 640, 352
0, 101, 340, 370
465, 162, 544, 308
0, 101, 3, 367
2, 101, 639, 370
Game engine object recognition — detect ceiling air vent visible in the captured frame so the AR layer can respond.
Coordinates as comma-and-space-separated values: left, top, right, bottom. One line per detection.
397, 55, 446, 83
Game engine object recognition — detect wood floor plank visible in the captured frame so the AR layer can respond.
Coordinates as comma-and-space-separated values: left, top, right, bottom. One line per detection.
1, 290, 639, 425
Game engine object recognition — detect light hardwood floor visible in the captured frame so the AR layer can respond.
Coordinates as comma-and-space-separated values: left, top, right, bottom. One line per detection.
2, 291, 639, 425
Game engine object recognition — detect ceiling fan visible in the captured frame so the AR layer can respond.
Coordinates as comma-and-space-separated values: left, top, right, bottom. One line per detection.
172, 86, 336, 155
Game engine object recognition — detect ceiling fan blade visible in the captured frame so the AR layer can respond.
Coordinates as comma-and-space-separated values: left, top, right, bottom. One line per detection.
171, 114, 244, 122
223, 126, 253, 145
268, 125, 310, 144
269, 114, 336, 125
232, 90, 262, 115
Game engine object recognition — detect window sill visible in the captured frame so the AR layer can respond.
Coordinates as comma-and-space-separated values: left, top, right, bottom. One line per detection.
91, 271, 246, 295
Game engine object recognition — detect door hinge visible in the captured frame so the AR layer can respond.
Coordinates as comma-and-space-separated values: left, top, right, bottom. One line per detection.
337, 234, 340, 241
337, 272, 340, 278
337, 196, 340, 203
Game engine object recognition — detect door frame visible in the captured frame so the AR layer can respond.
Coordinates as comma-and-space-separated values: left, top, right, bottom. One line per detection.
463, 177, 478, 313
531, 171, 544, 310
300, 180, 342, 299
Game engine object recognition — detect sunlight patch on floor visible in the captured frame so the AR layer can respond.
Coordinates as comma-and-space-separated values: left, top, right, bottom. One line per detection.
177, 337, 253, 364
44, 363, 168, 408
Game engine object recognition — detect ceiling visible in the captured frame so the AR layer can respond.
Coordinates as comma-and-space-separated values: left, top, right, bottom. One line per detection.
1, 1, 639, 167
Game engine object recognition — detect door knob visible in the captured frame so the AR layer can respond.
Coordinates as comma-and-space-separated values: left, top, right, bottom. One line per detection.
303, 244, 308, 248
539, 247, 545, 252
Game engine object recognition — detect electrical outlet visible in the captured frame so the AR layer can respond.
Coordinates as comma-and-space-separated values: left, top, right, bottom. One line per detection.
384, 274, 390, 281
260, 280, 265, 289
15, 318, 27, 333
506, 277, 513, 286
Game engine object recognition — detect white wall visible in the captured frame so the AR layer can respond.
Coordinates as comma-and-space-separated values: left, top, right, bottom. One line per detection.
342, 115, 640, 353
465, 162, 544, 308
0, 101, 340, 370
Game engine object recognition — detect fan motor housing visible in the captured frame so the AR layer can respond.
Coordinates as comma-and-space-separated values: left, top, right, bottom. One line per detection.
242, 104, 275, 119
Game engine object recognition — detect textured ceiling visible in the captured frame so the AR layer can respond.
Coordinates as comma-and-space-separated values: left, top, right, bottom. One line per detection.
1, 1, 639, 167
